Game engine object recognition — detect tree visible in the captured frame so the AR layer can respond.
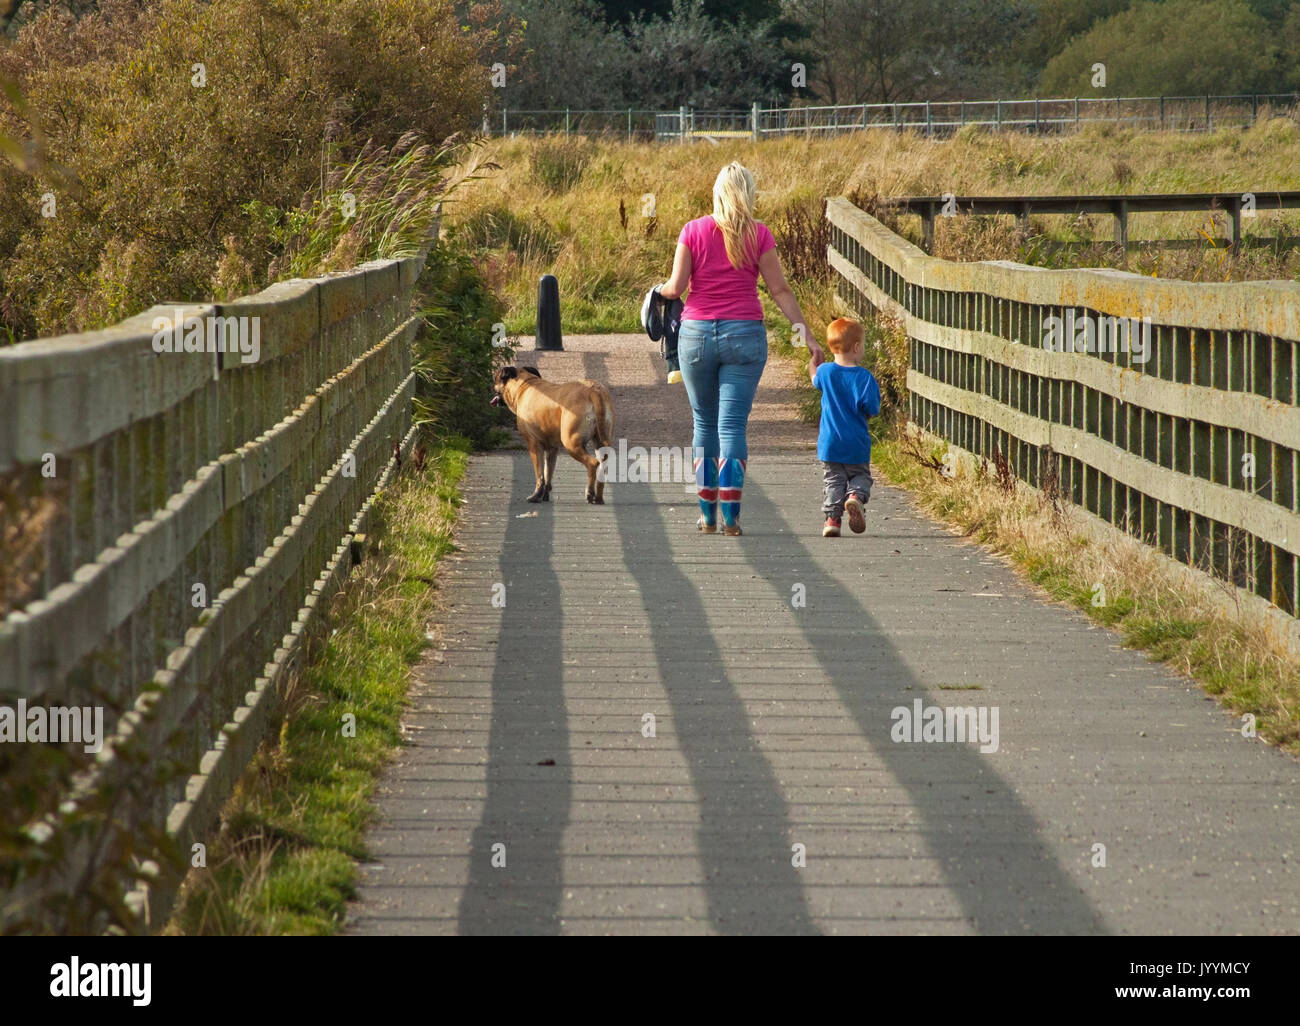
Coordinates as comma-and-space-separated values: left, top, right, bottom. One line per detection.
1015, 0, 1131, 68
1038, 0, 1280, 96
783, 0, 1033, 104
600, 0, 780, 20
1282, 3, 1300, 89
497, 0, 634, 109
1247, 0, 1294, 27
624, 0, 788, 107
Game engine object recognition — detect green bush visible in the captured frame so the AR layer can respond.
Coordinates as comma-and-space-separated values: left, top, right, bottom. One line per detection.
1039, 0, 1277, 97
413, 238, 511, 448
0, 0, 498, 340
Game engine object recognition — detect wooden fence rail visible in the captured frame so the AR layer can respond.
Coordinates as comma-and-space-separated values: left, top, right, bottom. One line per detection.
0, 245, 431, 930
881, 192, 1300, 253
825, 196, 1300, 647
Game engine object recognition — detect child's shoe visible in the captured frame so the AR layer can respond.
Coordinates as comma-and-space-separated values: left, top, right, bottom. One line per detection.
667, 369, 683, 384
822, 517, 841, 537
844, 494, 866, 534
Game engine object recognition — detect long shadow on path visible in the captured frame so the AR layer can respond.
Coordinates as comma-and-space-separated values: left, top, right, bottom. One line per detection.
735, 474, 1108, 933
457, 455, 571, 933
613, 485, 821, 935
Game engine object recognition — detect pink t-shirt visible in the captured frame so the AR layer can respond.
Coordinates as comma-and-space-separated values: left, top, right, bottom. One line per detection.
677, 215, 775, 321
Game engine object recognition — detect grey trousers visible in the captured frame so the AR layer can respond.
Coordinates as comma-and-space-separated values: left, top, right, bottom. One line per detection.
822, 461, 872, 517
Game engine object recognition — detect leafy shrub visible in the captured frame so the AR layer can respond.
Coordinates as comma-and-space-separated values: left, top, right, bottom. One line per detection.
770, 188, 874, 284
270, 133, 495, 281
0, 0, 499, 340
864, 312, 910, 424
770, 198, 832, 283
413, 238, 511, 448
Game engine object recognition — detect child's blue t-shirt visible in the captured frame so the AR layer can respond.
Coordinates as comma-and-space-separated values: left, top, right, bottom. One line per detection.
813, 362, 881, 464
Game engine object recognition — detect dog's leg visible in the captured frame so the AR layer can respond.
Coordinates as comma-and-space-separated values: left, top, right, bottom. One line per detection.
570, 445, 604, 504
525, 441, 546, 502
543, 448, 558, 501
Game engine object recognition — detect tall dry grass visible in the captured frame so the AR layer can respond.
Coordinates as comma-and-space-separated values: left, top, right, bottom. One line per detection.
454, 119, 1300, 334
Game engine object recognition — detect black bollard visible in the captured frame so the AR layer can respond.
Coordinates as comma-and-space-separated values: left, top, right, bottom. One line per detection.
535, 274, 563, 351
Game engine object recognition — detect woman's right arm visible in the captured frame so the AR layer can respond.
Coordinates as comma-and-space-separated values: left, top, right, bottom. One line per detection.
658, 244, 692, 300
759, 248, 823, 362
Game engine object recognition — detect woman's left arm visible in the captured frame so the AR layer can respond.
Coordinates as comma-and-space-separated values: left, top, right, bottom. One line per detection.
759, 248, 824, 363
658, 243, 692, 300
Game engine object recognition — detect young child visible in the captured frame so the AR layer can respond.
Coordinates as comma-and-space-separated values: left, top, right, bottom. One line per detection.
810, 317, 881, 537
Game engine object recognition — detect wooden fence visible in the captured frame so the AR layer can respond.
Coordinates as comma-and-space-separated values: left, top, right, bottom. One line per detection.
826, 196, 1300, 645
880, 191, 1300, 253
0, 247, 430, 930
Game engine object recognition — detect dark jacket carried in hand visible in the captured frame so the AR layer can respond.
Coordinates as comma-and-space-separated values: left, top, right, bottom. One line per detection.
641, 285, 684, 372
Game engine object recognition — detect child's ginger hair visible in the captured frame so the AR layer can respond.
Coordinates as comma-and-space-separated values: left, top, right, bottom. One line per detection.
826, 317, 864, 354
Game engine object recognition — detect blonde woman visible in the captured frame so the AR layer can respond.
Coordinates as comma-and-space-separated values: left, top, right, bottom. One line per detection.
658, 162, 824, 535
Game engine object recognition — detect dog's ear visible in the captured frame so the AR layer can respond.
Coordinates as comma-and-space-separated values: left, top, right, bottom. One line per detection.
497, 366, 518, 385
520, 366, 541, 378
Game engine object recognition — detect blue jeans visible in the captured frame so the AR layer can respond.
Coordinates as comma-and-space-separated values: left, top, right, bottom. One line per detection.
679, 319, 767, 526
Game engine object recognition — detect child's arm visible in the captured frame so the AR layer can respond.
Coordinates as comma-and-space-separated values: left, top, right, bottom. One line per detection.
809, 353, 826, 387
861, 372, 882, 418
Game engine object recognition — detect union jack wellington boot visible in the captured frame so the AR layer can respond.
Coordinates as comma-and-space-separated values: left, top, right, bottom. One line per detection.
694, 453, 719, 529
718, 457, 746, 534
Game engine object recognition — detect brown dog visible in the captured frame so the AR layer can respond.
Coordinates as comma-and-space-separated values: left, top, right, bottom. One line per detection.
491, 366, 615, 503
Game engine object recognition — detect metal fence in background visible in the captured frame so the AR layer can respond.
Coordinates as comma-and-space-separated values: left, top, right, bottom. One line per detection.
485, 94, 1300, 142
485, 108, 664, 141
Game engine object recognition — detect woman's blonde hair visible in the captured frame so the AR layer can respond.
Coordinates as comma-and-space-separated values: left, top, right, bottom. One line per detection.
712, 162, 759, 270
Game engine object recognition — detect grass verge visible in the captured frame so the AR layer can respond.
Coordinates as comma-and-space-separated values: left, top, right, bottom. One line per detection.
166, 435, 471, 934
870, 433, 1300, 754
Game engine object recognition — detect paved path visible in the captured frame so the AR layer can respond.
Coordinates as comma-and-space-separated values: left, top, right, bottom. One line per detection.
348, 335, 1300, 935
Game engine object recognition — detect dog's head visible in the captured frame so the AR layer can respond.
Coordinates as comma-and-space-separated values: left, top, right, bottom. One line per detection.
490, 365, 541, 408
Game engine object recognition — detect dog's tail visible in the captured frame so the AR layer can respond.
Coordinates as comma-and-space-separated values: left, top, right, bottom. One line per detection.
590, 383, 615, 450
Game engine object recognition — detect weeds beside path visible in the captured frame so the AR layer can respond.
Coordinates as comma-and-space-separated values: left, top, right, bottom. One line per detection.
168, 437, 471, 935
